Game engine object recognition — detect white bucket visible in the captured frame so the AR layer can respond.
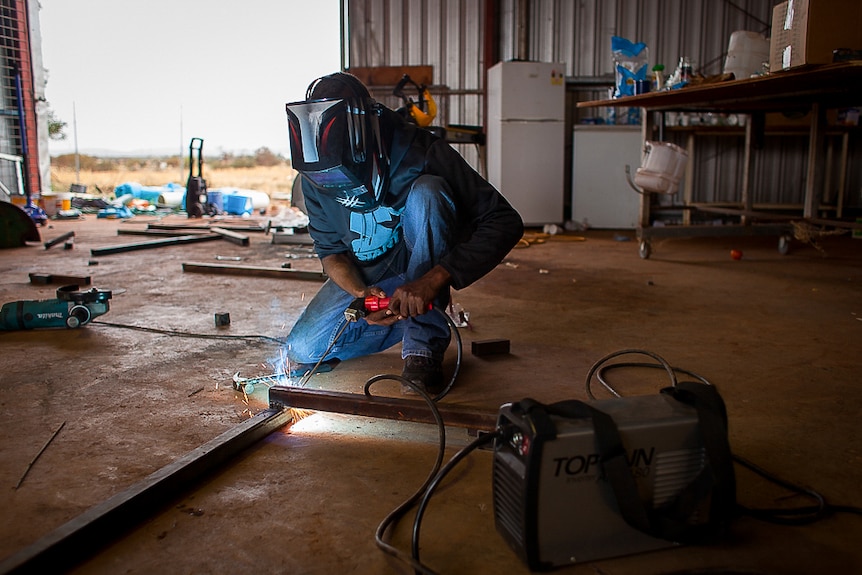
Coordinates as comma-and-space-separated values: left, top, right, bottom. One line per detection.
634, 141, 688, 194
723, 31, 769, 80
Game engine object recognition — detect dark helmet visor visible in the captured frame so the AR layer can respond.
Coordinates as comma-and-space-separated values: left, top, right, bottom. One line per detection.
286, 98, 365, 190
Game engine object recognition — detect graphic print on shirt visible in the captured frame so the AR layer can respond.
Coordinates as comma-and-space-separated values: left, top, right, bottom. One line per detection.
336, 193, 365, 210
349, 204, 403, 261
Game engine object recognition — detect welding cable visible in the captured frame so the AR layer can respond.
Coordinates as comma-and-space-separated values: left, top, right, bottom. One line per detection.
295, 320, 352, 387
594, 361, 711, 398
411, 429, 503, 565
364, 374, 447, 575
428, 307, 462, 402
91, 319, 284, 345
583, 348, 862, 527
584, 348, 679, 400
734, 453, 862, 525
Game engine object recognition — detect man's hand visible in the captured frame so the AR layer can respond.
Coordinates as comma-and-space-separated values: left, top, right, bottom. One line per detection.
363, 286, 402, 326
386, 265, 452, 318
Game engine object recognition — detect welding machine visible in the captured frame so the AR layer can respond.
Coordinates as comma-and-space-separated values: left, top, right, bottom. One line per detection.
0, 285, 112, 330
493, 382, 735, 570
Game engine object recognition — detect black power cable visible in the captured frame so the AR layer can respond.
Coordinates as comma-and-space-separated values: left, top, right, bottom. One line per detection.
363, 374, 447, 575
411, 430, 502, 564
91, 319, 285, 345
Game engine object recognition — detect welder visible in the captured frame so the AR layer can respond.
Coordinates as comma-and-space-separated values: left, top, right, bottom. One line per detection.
283, 72, 523, 395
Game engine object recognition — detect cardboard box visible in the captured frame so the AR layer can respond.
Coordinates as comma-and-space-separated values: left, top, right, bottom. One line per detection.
769, 0, 862, 71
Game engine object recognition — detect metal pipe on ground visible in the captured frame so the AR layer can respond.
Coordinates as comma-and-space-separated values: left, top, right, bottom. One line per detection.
0, 408, 292, 575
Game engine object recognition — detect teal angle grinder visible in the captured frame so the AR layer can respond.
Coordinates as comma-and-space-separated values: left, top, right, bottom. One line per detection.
0, 285, 112, 330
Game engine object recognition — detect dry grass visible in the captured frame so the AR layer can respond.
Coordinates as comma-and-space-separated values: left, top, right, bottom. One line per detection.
50, 164, 299, 199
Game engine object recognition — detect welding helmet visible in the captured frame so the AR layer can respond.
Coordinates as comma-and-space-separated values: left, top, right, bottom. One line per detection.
285, 73, 390, 212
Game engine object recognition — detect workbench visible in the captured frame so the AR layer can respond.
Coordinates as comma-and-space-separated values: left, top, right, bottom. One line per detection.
577, 61, 862, 258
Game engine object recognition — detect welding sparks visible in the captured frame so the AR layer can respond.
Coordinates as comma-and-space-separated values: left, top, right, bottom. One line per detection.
287, 407, 316, 424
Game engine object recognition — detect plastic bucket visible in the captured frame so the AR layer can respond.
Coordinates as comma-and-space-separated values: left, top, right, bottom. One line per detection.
207, 191, 224, 213
58, 192, 73, 211
216, 188, 270, 212
723, 31, 769, 79
634, 141, 688, 194
224, 193, 253, 216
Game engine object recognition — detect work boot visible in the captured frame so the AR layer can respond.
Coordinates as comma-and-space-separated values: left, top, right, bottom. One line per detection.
401, 355, 445, 396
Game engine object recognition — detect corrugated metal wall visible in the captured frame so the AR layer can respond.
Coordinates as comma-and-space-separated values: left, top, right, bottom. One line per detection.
345, 0, 861, 215
345, 0, 487, 168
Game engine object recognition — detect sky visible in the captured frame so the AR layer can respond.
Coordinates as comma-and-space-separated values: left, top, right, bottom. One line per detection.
38, 0, 342, 158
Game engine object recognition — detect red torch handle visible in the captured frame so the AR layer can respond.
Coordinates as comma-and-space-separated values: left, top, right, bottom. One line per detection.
364, 296, 432, 312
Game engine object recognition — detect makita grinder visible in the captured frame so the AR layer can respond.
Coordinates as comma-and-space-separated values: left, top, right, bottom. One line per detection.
0, 285, 112, 330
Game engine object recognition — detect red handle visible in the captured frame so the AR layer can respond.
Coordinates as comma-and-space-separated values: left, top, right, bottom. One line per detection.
364, 296, 431, 312
364, 296, 391, 312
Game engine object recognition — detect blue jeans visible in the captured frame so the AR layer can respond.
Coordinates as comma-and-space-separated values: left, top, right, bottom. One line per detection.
284, 175, 456, 365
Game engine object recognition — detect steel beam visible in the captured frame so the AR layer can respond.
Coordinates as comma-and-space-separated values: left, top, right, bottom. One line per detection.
0, 408, 292, 575
268, 386, 499, 432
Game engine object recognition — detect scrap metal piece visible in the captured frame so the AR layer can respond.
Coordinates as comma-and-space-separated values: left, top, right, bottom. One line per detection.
29, 273, 92, 286
43, 231, 75, 249
0, 407, 292, 575
271, 232, 314, 245
268, 386, 498, 432
471, 338, 511, 357
210, 226, 250, 246
147, 222, 266, 233
90, 234, 221, 256
116, 228, 213, 237
182, 262, 326, 281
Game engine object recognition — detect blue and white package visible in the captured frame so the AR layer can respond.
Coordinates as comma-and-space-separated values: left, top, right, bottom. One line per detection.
610, 36, 649, 124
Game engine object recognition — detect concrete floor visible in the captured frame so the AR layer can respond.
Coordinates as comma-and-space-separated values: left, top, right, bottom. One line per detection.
0, 211, 860, 574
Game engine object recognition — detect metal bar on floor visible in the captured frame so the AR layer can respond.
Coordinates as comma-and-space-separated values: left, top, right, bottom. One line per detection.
182, 262, 327, 281
268, 386, 499, 432
90, 234, 222, 256
0, 408, 292, 575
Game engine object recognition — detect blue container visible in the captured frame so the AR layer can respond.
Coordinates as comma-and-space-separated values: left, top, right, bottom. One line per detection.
207, 191, 224, 213
223, 194, 253, 216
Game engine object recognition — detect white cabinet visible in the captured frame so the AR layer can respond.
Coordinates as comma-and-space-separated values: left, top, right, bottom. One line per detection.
572, 126, 643, 229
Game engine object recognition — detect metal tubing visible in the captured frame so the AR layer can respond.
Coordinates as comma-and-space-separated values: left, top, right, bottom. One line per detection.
182, 262, 326, 281
268, 386, 499, 432
0, 408, 292, 575
90, 234, 221, 256
210, 227, 250, 246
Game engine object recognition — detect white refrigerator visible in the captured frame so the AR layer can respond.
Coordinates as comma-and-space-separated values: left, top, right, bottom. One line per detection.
487, 60, 566, 226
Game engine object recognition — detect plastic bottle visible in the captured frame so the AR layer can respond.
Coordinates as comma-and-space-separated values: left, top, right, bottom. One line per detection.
679, 57, 693, 84
652, 64, 665, 92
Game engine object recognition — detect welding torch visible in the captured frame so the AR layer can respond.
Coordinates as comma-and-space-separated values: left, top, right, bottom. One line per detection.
344, 296, 432, 322
294, 296, 459, 399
